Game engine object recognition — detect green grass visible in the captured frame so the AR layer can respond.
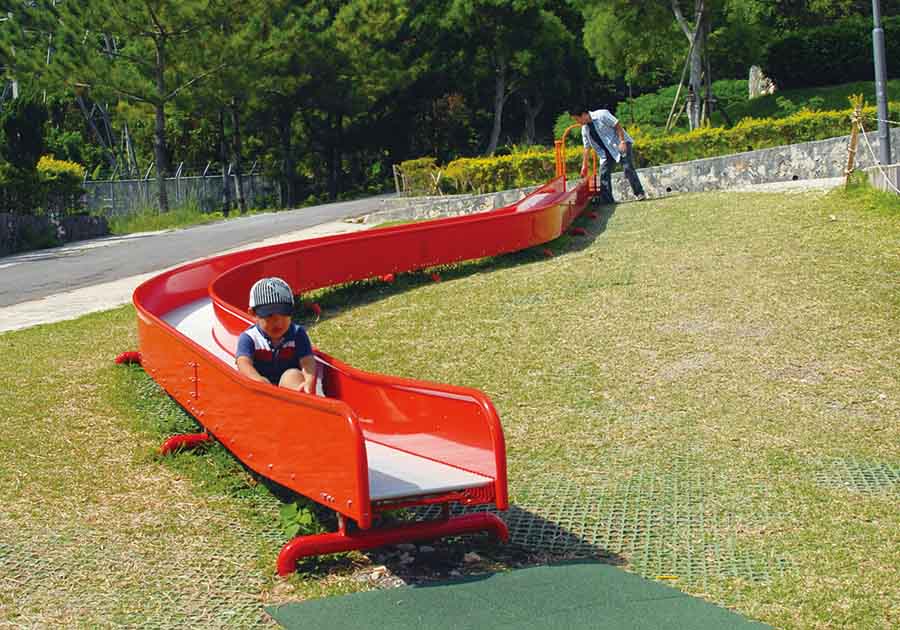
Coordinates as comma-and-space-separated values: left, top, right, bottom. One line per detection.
1, 183, 898, 627
107, 201, 265, 235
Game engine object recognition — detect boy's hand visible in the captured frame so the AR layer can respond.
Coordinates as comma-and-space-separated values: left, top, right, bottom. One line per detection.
580, 165, 588, 178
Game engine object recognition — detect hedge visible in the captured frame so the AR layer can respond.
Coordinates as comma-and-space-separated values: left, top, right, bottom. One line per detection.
765, 16, 900, 90
0, 155, 86, 217
438, 104, 898, 195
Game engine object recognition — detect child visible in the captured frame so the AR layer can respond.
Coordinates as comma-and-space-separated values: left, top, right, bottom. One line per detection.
235, 276, 317, 394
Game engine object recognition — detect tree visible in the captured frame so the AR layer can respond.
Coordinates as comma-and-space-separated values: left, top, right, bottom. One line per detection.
3, 0, 259, 212
445, 0, 553, 155
515, 9, 576, 145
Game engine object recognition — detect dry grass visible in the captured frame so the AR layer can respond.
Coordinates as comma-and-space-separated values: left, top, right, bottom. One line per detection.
1, 184, 898, 628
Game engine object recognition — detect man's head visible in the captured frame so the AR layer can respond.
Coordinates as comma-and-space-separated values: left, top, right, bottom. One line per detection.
569, 107, 591, 125
249, 277, 294, 338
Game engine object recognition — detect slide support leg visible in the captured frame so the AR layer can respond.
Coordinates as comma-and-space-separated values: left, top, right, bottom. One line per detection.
276, 512, 509, 576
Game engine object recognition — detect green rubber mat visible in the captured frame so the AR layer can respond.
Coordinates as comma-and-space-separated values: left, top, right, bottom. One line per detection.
266, 562, 770, 630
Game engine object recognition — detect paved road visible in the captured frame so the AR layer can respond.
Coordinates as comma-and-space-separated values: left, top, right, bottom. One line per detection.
0, 196, 388, 307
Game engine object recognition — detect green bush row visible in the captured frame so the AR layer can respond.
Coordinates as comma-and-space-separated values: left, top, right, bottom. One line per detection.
435, 104, 897, 195
764, 16, 900, 90
0, 156, 86, 217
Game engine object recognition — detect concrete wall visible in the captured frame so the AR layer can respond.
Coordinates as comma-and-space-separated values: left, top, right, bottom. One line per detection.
365, 186, 541, 224
865, 163, 900, 194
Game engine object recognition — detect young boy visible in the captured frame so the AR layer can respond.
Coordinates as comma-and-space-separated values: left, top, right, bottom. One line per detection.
235, 276, 317, 394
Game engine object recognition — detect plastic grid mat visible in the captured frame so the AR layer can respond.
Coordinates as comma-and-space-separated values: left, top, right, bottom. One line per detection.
416, 471, 789, 589
0, 503, 284, 629
815, 458, 900, 494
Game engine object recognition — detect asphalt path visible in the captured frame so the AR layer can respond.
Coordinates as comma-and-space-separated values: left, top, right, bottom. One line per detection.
0, 196, 389, 307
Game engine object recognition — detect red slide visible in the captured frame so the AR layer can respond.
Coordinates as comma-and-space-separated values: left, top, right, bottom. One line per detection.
125, 144, 595, 574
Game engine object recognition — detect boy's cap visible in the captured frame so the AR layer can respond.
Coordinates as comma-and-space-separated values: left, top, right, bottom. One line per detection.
249, 277, 294, 317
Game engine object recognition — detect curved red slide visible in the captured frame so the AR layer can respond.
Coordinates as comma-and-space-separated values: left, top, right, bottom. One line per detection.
125, 152, 595, 574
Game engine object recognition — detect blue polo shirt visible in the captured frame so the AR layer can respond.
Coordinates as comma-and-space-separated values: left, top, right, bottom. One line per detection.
235, 322, 313, 384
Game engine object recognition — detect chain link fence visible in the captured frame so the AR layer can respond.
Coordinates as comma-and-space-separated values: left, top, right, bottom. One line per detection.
83, 168, 280, 218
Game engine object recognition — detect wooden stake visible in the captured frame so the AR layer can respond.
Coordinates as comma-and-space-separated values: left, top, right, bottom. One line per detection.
844, 95, 864, 189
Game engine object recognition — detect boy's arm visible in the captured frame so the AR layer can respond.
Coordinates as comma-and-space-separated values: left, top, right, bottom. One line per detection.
236, 355, 271, 384
299, 354, 317, 394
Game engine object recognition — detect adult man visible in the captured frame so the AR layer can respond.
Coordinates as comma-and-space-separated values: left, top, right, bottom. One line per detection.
570, 106, 646, 203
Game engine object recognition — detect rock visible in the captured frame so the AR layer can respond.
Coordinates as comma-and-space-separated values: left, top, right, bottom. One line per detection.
463, 552, 482, 564
371, 566, 389, 579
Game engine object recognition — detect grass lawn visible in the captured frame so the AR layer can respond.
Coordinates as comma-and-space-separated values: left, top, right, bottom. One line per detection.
1, 183, 898, 628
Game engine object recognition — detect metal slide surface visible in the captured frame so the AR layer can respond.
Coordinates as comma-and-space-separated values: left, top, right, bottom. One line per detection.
131, 173, 593, 554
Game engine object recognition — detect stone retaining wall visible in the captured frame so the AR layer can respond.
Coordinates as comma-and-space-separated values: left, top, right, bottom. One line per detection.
614, 127, 900, 202
0, 213, 110, 256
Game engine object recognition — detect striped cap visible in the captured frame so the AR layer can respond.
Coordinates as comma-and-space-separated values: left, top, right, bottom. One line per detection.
249, 277, 294, 317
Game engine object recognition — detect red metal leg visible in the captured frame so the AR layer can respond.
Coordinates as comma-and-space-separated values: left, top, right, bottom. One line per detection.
160, 432, 212, 455
114, 351, 141, 365
276, 512, 509, 576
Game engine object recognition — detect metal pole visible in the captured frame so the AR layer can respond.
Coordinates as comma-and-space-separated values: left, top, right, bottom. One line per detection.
872, 0, 891, 164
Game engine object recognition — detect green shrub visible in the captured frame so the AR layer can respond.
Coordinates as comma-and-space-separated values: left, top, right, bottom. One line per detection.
726, 79, 900, 122
0, 162, 45, 215
617, 80, 747, 130
398, 157, 441, 195
444, 149, 558, 194
37, 155, 86, 217
764, 16, 900, 90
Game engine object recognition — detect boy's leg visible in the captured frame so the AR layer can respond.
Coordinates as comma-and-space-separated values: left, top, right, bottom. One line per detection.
279, 368, 305, 391
622, 143, 646, 198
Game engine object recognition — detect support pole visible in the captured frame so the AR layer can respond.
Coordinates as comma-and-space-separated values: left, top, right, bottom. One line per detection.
872, 0, 892, 164
276, 512, 509, 575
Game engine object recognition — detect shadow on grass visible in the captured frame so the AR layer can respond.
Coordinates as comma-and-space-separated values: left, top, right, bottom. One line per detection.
290, 502, 626, 585
295, 200, 620, 327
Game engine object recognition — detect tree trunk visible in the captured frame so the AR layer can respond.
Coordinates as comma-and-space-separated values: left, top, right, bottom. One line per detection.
672, 0, 706, 130
219, 109, 231, 216
327, 112, 343, 200
230, 100, 246, 214
522, 93, 544, 146
153, 39, 169, 212
687, 21, 705, 129
486, 55, 509, 156
278, 108, 296, 207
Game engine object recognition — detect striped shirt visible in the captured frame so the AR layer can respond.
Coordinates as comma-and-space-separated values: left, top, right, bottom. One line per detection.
581, 109, 634, 163
236, 322, 312, 384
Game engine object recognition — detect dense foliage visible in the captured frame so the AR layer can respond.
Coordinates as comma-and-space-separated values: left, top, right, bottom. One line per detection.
764, 16, 900, 89
1, 0, 897, 213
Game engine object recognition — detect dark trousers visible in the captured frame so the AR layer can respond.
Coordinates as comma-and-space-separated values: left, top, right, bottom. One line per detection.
597, 142, 644, 204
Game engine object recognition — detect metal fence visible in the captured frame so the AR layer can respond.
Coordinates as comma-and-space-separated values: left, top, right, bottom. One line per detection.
83, 167, 280, 217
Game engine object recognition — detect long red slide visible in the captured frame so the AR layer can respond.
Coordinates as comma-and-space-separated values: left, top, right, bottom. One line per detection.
121, 141, 595, 575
